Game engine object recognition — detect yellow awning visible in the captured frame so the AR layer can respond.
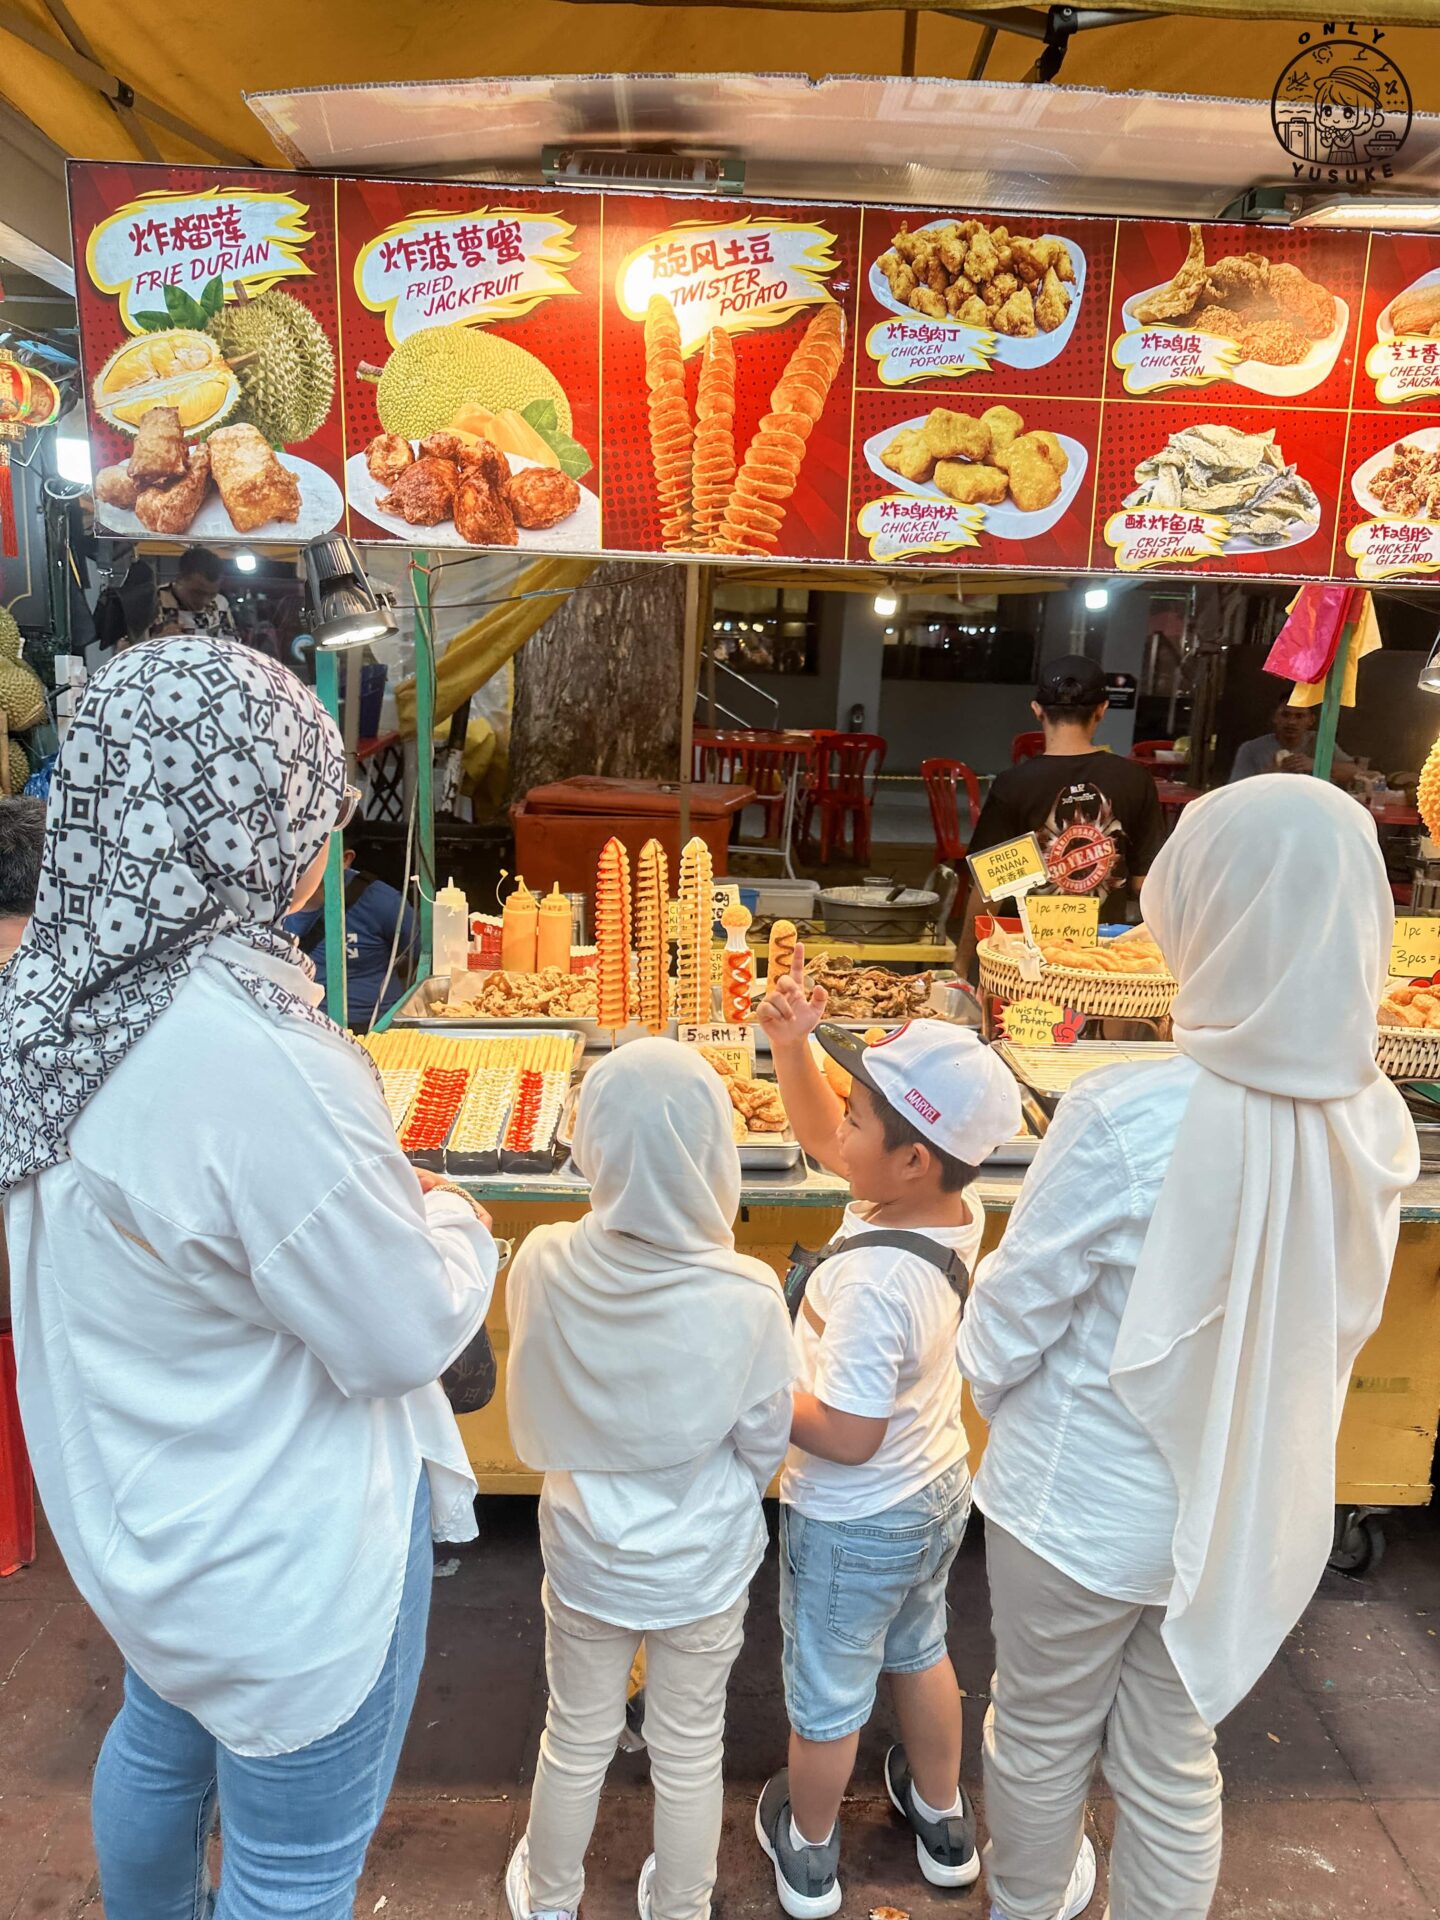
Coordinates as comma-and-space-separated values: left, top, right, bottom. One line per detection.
3, 0, 1439, 167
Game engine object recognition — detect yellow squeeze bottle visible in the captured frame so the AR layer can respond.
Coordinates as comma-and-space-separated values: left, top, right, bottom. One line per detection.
537, 883, 572, 973
501, 877, 539, 973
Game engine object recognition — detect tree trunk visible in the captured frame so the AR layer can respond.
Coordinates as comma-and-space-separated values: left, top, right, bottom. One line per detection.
509, 561, 686, 798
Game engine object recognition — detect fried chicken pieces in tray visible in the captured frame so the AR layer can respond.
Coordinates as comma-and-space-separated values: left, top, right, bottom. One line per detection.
1131, 224, 1338, 369
364, 429, 581, 546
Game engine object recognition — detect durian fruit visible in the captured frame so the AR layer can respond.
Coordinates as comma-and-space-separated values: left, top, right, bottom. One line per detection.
92, 329, 239, 437
3, 739, 28, 796
0, 607, 46, 733
1419, 735, 1440, 842
361, 325, 572, 442
206, 290, 335, 446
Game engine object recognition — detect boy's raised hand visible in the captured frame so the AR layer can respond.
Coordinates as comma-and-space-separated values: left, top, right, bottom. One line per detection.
755, 941, 828, 1050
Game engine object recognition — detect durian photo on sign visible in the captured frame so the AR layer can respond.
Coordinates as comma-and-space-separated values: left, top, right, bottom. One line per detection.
75, 164, 347, 544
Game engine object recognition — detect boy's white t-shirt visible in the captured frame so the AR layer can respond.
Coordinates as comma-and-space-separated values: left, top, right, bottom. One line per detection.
780, 1198, 984, 1523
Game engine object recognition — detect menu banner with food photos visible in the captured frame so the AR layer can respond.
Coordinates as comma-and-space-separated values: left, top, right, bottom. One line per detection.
65, 160, 1440, 581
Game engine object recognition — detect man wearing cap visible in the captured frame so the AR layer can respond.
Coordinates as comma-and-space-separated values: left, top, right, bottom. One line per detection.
958, 656, 1166, 979
755, 961, 1022, 1918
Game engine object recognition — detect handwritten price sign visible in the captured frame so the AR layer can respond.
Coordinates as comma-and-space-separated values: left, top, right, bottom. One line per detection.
1026, 895, 1100, 944
1001, 999, 1082, 1047
1390, 917, 1440, 978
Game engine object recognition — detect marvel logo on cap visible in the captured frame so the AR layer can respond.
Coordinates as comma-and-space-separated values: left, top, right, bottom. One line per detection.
904, 1087, 941, 1124
815, 1017, 1022, 1168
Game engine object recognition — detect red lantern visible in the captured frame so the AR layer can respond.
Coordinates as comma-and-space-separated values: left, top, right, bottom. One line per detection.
0, 355, 62, 559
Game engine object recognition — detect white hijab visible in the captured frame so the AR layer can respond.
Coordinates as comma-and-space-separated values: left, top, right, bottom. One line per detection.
1112, 776, 1418, 1725
506, 1039, 798, 1473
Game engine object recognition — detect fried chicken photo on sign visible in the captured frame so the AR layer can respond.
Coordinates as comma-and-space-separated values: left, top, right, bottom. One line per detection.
366, 432, 414, 487
995, 431, 1067, 513
982, 405, 1024, 454
454, 470, 518, 547
880, 428, 935, 484
1132, 223, 1209, 324
379, 455, 460, 527
1204, 253, 1269, 306
129, 405, 187, 483
135, 446, 212, 535
934, 461, 1008, 506
420, 431, 511, 493
208, 424, 300, 534
922, 408, 991, 463
95, 465, 139, 512
1266, 262, 1337, 340
509, 466, 580, 531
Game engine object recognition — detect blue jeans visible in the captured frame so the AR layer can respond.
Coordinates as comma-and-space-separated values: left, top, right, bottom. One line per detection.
91, 1473, 433, 1919
780, 1461, 971, 1742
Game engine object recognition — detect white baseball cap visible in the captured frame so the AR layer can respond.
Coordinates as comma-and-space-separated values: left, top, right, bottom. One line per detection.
817, 1018, 1022, 1167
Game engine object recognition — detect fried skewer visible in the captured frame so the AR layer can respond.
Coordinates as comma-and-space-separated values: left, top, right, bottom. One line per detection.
595, 837, 633, 1034
676, 836, 714, 1027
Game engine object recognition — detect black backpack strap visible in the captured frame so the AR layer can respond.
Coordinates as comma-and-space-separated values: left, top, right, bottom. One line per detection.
298, 869, 380, 959
783, 1227, 970, 1317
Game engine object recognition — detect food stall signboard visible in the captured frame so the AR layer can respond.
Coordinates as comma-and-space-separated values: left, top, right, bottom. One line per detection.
1026, 896, 1100, 944
1389, 916, 1440, 979
67, 160, 1440, 583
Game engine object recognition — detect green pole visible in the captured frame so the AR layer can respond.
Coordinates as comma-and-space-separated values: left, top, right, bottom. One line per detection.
313, 648, 349, 1026
411, 556, 437, 979
1311, 621, 1352, 785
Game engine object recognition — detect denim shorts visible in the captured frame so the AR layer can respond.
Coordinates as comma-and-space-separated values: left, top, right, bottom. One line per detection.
779, 1460, 971, 1742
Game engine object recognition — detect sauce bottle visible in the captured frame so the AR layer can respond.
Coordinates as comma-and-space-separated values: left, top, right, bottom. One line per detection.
537, 883, 573, 974
501, 877, 539, 974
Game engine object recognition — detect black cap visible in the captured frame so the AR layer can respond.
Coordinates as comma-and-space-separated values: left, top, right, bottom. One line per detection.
815, 1021, 884, 1095
1036, 654, 1106, 712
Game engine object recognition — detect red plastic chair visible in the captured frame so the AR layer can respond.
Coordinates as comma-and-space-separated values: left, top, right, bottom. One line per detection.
1131, 739, 1176, 763
734, 736, 807, 842
921, 758, 981, 864
801, 733, 887, 864
1011, 730, 1045, 764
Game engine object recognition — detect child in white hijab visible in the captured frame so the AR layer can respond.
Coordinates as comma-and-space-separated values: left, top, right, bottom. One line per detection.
957, 775, 1417, 1920
505, 1039, 798, 1920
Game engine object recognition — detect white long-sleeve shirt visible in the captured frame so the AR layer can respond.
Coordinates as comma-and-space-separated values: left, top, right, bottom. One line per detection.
541, 1384, 792, 1630
957, 1057, 1195, 1604
7, 938, 496, 1756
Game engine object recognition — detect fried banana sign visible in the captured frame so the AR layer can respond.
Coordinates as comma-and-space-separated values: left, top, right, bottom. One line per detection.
617, 218, 840, 356
356, 208, 580, 345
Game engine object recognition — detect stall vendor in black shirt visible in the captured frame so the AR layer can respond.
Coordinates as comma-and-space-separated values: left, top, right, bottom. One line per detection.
958, 655, 1166, 978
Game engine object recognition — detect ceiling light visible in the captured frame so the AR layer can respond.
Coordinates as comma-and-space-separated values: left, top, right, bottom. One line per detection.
54, 433, 91, 485
303, 535, 397, 651
1085, 587, 1109, 610
1294, 196, 1440, 231
873, 591, 898, 618
233, 549, 258, 574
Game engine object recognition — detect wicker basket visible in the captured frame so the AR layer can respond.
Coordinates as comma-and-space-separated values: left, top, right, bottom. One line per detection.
978, 936, 1178, 1023
1376, 1024, 1440, 1081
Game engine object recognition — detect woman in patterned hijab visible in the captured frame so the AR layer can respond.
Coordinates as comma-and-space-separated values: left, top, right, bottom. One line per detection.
0, 634, 352, 1192
1, 635, 496, 1915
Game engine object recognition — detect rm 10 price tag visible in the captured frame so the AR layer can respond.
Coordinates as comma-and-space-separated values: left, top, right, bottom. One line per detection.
1001, 999, 1082, 1047
1390, 916, 1440, 979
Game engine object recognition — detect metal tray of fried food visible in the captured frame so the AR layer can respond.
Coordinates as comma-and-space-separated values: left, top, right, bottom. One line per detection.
557, 1084, 801, 1169
392, 973, 603, 1037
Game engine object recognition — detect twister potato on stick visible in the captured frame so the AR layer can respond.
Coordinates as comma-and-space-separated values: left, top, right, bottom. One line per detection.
714, 308, 844, 556
595, 836, 633, 1032
635, 838, 670, 1035
676, 836, 714, 1026
692, 327, 737, 549
644, 295, 694, 551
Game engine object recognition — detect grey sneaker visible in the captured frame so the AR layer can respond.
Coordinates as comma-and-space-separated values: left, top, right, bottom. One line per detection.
1055, 1836, 1097, 1920
883, 1744, 981, 1889
618, 1687, 648, 1755
754, 1771, 842, 1919
504, 1833, 576, 1920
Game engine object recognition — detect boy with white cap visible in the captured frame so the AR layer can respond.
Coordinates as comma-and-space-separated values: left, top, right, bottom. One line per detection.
755, 952, 1021, 1919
